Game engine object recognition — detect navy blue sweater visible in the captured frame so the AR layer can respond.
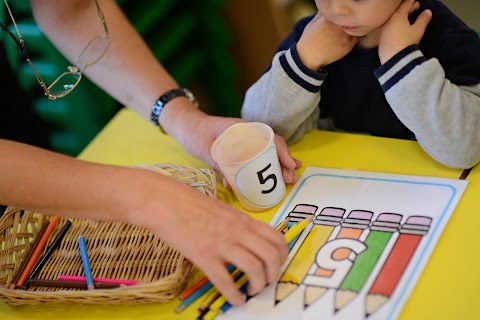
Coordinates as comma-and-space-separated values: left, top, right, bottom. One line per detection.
242, 0, 480, 168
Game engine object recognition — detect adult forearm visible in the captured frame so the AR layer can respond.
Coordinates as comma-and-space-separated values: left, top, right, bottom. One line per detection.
0, 139, 150, 222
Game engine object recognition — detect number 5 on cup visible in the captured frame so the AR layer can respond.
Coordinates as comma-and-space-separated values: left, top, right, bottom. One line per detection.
235, 147, 285, 209
257, 163, 277, 194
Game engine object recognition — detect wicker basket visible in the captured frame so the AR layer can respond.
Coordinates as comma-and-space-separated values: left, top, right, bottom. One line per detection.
0, 163, 216, 306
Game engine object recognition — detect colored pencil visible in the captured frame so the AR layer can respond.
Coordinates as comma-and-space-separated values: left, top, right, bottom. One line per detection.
179, 261, 230, 301
274, 217, 290, 233
29, 279, 121, 289
57, 275, 138, 286
180, 276, 210, 301
199, 268, 242, 312
208, 272, 249, 312
15, 216, 60, 287
284, 215, 313, 244
24, 220, 72, 288
175, 279, 214, 314
219, 282, 248, 314
78, 236, 95, 290
175, 263, 236, 314
283, 204, 318, 251
9, 221, 49, 289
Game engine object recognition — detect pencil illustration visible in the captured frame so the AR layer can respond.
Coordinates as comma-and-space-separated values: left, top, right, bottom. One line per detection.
303, 210, 373, 307
365, 216, 432, 317
334, 213, 402, 312
284, 204, 318, 251
275, 207, 345, 305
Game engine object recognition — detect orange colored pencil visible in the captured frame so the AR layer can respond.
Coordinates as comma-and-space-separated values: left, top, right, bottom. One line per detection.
9, 221, 49, 289
179, 275, 210, 301
179, 262, 230, 301
15, 216, 60, 287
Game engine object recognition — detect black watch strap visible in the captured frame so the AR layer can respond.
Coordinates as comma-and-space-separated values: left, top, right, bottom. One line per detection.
150, 88, 198, 133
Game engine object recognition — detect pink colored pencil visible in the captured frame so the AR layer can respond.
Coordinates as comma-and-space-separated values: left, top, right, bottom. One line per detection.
58, 275, 138, 286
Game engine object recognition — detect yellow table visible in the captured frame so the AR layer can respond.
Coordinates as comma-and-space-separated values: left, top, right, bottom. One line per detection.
1, 108, 478, 320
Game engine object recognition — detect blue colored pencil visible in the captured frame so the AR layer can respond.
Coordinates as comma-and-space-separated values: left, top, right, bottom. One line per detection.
175, 263, 236, 314
78, 236, 95, 290
219, 282, 248, 314
176, 279, 214, 313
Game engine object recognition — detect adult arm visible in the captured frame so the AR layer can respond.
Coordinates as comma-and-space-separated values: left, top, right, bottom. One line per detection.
29, 0, 298, 181
0, 138, 288, 304
21, 0, 291, 304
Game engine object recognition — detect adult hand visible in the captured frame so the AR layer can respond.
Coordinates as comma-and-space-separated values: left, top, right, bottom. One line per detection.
131, 172, 289, 305
296, 12, 358, 71
175, 113, 300, 188
378, 0, 432, 64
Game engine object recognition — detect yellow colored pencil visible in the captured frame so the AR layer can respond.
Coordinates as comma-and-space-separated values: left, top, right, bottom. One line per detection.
199, 268, 242, 311
284, 216, 313, 244
275, 217, 290, 232
202, 309, 218, 320
210, 273, 249, 312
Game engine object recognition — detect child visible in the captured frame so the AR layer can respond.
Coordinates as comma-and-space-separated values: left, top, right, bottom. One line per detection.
241, 0, 480, 169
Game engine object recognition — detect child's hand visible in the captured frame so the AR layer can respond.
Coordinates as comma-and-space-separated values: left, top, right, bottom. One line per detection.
274, 134, 302, 185
378, 0, 432, 64
297, 12, 358, 71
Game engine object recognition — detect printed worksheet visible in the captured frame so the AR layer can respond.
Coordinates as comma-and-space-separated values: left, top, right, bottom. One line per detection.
220, 167, 468, 320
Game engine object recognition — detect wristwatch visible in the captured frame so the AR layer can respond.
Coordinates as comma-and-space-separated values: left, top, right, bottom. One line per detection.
150, 88, 198, 133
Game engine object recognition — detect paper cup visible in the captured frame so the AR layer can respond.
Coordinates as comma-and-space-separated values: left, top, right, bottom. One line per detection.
211, 122, 286, 212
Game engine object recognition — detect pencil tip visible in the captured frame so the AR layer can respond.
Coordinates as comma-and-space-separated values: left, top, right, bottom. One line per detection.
87, 284, 95, 290
174, 305, 185, 314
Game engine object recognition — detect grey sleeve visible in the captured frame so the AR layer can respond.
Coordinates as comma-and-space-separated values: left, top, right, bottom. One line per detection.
376, 47, 480, 169
241, 46, 327, 144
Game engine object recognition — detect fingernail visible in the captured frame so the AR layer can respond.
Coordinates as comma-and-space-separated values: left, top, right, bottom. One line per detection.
289, 157, 296, 168
292, 171, 297, 183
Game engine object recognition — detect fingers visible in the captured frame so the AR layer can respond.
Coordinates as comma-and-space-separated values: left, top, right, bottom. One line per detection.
274, 135, 296, 169
408, 1, 420, 15
274, 134, 299, 184
225, 222, 287, 296
201, 259, 245, 306
398, 0, 416, 14
294, 158, 302, 168
413, 9, 432, 34
253, 221, 288, 264
225, 246, 268, 297
282, 165, 296, 184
